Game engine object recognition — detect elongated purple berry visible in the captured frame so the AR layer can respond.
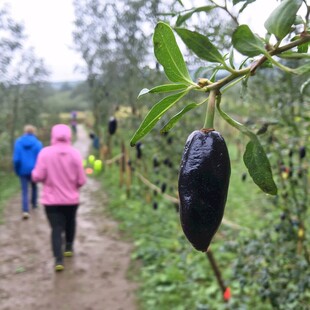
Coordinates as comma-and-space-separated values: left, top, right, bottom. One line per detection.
178, 129, 231, 252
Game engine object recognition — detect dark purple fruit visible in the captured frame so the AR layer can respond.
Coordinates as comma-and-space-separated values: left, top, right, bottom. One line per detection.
241, 172, 247, 182
108, 117, 117, 135
256, 123, 268, 135
136, 142, 142, 159
163, 158, 170, 166
299, 146, 306, 159
153, 202, 158, 210
288, 149, 293, 158
161, 183, 167, 193
167, 137, 173, 145
178, 129, 231, 252
153, 156, 160, 168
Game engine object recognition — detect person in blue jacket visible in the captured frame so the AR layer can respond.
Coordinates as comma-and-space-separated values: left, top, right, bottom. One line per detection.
12, 125, 43, 219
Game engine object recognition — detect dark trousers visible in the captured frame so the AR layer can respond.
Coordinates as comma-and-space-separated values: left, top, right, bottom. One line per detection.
20, 175, 37, 212
45, 205, 78, 261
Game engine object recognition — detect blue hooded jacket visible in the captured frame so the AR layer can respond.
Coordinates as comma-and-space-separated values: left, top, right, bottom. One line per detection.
13, 133, 43, 176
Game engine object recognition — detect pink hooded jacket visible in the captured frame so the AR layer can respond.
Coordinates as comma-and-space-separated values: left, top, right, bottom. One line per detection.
32, 124, 86, 206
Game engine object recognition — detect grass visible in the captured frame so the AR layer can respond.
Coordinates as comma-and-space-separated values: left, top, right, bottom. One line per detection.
88, 116, 300, 309
0, 172, 19, 224
97, 151, 271, 309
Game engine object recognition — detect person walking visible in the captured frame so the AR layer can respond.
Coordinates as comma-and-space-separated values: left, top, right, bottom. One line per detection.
32, 124, 86, 272
12, 125, 43, 220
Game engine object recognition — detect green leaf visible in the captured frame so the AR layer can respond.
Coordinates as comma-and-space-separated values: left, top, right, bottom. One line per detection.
175, 28, 225, 64
295, 62, 310, 75
138, 84, 188, 98
264, 0, 303, 40
229, 48, 235, 69
216, 95, 277, 195
260, 60, 273, 69
243, 138, 277, 195
160, 103, 200, 133
153, 22, 193, 85
278, 51, 310, 60
300, 78, 310, 94
294, 15, 304, 25
297, 42, 309, 54
138, 88, 150, 98
233, 0, 255, 5
232, 0, 256, 12
232, 25, 266, 57
130, 91, 188, 146
233, 0, 244, 4
175, 6, 215, 27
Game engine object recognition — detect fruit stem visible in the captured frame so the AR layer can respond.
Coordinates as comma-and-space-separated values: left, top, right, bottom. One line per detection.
204, 90, 217, 129
206, 250, 228, 302
216, 93, 256, 140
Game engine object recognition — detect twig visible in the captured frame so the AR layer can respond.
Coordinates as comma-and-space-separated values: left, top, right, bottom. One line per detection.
135, 172, 179, 204
209, 0, 239, 26
206, 250, 230, 302
104, 153, 123, 165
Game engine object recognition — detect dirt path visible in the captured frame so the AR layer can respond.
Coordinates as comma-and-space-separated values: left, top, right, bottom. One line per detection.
0, 125, 138, 310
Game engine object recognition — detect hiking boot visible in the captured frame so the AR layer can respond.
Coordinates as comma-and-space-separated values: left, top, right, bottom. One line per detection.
64, 243, 74, 257
64, 251, 74, 257
55, 258, 64, 272
22, 212, 30, 220
55, 264, 65, 272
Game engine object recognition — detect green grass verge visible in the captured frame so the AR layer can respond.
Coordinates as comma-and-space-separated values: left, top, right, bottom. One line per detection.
99, 153, 273, 310
0, 172, 19, 224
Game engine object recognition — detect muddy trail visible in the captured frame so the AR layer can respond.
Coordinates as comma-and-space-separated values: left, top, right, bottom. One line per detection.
0, 125, 138, 310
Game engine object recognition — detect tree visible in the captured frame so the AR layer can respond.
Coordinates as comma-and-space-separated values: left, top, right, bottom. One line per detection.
72, 0, 183, 134
0, 4, 49, 151
130, 0, 310, 307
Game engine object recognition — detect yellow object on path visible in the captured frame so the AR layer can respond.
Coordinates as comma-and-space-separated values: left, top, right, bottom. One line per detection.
88, 155, 95, 165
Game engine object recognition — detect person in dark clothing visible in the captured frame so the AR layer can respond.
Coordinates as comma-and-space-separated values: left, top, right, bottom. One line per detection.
71, 119, 77, 135
89, 132, 100, 150
12, 125, 43, 219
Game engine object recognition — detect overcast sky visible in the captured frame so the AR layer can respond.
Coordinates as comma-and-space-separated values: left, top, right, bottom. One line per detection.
1, 0, 306, 83
1, 0, 85, 82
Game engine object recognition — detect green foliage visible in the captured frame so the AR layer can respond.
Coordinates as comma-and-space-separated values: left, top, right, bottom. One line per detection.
131, 0, 310, 196
243, 138, 277, 195
216, 95, 277, 195
44, 86, 90, 114
264, 0, 303, 40
174, 28, 225, 64
94, 75, 309, 306
138, 84, 188, 97
101, 157, 266, 309
130, 91, 189, 146
232, 25, 266, 57
221, 66, 310, 308
160, 102, 201, 133
0, 5, 50, 151
0, 173, 19, 224
174, 6, 215, 27
153, 22, 194, 85
122, 2, 310, 308
232, 0, 256, 13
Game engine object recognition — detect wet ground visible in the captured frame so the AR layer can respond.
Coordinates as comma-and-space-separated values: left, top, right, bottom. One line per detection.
0, 125, 138, 310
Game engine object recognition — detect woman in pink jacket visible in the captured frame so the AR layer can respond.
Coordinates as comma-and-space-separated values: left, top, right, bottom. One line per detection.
32, 124, 86, 271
